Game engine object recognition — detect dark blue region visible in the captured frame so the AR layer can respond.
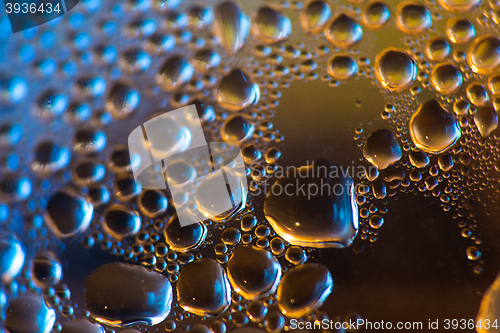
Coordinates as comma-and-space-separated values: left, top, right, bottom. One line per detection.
5, 0, 66, 33
64, 0, 78, 11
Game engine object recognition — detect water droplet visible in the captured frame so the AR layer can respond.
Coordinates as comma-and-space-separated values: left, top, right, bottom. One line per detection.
324, 14, 363, 48
327, 55, 358, 80
300, 1, 331, 33
369, 215, 384, 229
446, 18, 475, 44
176, 258, 231, 316
85, 262, 173, 326
45, 188, 94, 238
264, 158, 359, 248
36, 91, 68, 118
226, 245, 281, 300
106, 83, 140, 119
61, 320, 104, 333
466, 82, 489, 106
476, 272, 500, 328
5, 294, 56, 333
438, 0, 480, 12
32, 251, 62, 286
277, 263, 333, 318
431, 63, 462, 94
375, 49, 417, 92
474, 106, 498, 137
285, 246, 307, 265
396, 2, 432, 34
466, 246, 481, 260
409, 100, 461, 154
426, 38, 451, 61
467, 36, 500, 74
156, 56, 194, 92
137, 190, 168, 218
252, 7, 291, 44
102, 205, 141, 240
164, 214, 207, 252
409, 150, 430, 168
0, 76, 27, 105
221, 115, 255, 143
362, 1, 391, 29
212, 2, 250, 55
363, 129, 402, 170
193, 49, 221, 73
217, 69, 260, 111
0, 232, 25, 282
32, 141, 70, 175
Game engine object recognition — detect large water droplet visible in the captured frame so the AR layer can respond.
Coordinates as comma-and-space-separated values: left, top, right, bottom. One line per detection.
375, 49, 417, 92
300, 1, 331, 33
5, 294, 56, 333
476, 272, 500, 332
102, 205, 141, 240
396, 2, 432, 34
264, 158, 359, 248
431, 63, 462, 94
212, 2, 250, 55
252, 7, 291, 44
324, 14, 362, 48
32, 251, 62, 286
217, 69, 260, 111
156, 56, 194, 91
409, 100, 461, 154
277, 263, 333, 318
327, 55, 358, 80
363, 129, 402, 170
163, 214, 207, 252
226, 245, 282, 300
32, 141, 71, 175
446, 18, 475, 44
362, 1, 391, 29
474, 106, 498, 137
45, 188, 94, 238
0, 232, 25, 282
221, 114, 255, 143
176, 258, 231, 316
468, 36, 500, 74
85, 262, 173, 326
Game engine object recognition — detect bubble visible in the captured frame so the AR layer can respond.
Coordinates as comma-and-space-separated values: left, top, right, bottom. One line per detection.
324, 13, 363, 48
36, 90, 68, 118
156, 56, 194, 91
5, 294, 56, 333
45, 188, 94, 238
474, 106, 498, 137
226, 245, 281, 300
31, 141, 70, 175
362, 1, 391, 29
61, 319, 104, 333
431, 63, 463, 94
192, 49, 221, 72
212, 2, 250, 55
163, 214, 207, 252
221, 114, 255, 143
264, 158, 359, 248
446, 18, 475, 44
277, 263, 333, 318
85, 262, 172, 326
176, 258, 231, 316
396, 2, 432, 34
103, 205, 141, 240
0, 76, 27, 105
467, 36, 500, 74
426, 38, 451, 61
327, 55, 358, 80
32, 251, 62, 286
438, 0, 480, 12
137, 190, 168, 218
217, 69, 260, 111
363, 129, 402, 170
106, 83, 140, 119
466, 246, 481, 260
252, 7, 291, 44
409, 100, 461, 154
300, 0, 331, 33
0, 232, 25, 282
466, 83, 489, 106
375, 49, 417, 92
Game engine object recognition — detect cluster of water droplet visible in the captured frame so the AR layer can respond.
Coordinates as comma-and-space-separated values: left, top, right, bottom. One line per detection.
1, 0, 500, 331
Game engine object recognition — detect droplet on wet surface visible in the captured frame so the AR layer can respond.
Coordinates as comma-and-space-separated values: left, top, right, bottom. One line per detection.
300, 1, 331, 33
467, 36, 500, 74
0, 232, 25, 283
363, 129, 402, 170
212, 2, 250, 55
277, 263, 333, 318
106, 83, 140, 119
409, 100, 461, 154
324, 14, 362, 48
61, 319, 104, 333
5, 294, 56, 333
396, 2, 432, 34
217, 69, 260, 111
45, 188, 94, 238
431, 63, 462, 95
176, 258, 231, 316
32, 251, 62, 286
85, 262, 173, 327
102, 205, 141, 240
226, 245, 282, 300
221, 114, 255, 143
474, 106, 498, 137
156, 56, 194, 91
264, 158, 359, 248
252, 7, 291, 45
375, 49, 417, 92
163, 214, 207, 252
